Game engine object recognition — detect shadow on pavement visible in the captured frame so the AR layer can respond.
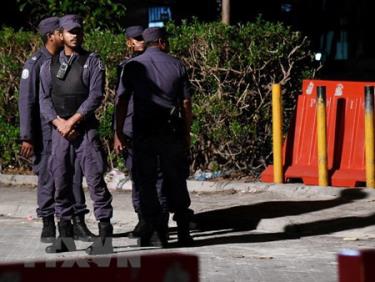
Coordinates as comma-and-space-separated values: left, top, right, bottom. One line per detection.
186, 188, 375, 247
188, 212, 375, 247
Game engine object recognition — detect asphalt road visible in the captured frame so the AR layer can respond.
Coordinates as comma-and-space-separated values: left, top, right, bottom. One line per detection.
1, 183, 375, 281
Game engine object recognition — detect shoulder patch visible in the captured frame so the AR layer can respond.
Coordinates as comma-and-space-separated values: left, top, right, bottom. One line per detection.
21, 69, 30, 79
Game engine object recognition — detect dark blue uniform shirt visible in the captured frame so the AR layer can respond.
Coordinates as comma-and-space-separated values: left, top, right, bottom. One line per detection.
122, 47, 190, 136
19, 47, 54, 145
115, 51, 143, 137
115, 57, 133, 137
39, 50, 105, 123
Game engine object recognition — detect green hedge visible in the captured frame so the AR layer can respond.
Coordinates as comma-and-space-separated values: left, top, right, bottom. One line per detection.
0, 20, 318, 177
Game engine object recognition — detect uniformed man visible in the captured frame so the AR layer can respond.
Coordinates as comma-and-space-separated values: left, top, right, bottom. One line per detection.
113, 25, 169, 240
115, 27, 193, 247
18, 16, 94, 244
39, 14, 113, 254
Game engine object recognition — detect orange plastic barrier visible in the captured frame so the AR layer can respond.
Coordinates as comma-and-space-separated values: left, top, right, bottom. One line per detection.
330, 82, 373, 187
338, 249, 375, 282
0, 253, 199, 282
260, 79, 375, 187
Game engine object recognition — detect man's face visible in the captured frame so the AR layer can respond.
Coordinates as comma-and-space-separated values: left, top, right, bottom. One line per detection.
49, 29, 64, 48
62, 28, 84, 49
127, 37, 144, 53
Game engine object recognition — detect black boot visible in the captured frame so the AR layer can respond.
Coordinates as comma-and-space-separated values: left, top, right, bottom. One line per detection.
45, 220, 76, 253
134, 215, 156, 247
135, 214, 168, 248
155, 213, 169, 248
40, 215, 56, 243
73, 214, 97, 242
86, 221, 113, 255
175, 211, 194, 247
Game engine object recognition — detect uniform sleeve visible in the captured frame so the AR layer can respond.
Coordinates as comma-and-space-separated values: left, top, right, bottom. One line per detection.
121, 60, 137, 100
76, 55, 105, 118
39, 60, 58, 123
113, 63, 124, 130
18, 59, 38, 141
115, 61, 127, 102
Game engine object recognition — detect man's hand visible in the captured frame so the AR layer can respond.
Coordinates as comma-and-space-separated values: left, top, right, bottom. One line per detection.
114, 132, 126, 154
20, 140, 34, 158
53, 114, 82, 137
52, 116, 71, 136
59, 119, 74, 136
65, 128, 79, 141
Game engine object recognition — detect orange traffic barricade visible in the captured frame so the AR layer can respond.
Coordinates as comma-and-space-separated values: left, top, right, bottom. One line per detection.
261, 79, 375, 187
261, 80, 340, 185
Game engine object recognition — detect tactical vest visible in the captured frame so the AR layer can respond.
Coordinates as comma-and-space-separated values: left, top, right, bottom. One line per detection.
50, 53, 89, 118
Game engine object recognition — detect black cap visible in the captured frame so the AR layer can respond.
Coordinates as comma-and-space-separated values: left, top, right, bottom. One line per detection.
59, 14, 82, 31
125, 25, 144, 39
142, 27, 167, 44
38, 17, 60, 36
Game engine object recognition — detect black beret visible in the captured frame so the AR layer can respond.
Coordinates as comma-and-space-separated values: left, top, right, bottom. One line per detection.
38, 17, 60, 36
59, 14, 82, 31
142, 27, 167, 44
125, 26, 144, 39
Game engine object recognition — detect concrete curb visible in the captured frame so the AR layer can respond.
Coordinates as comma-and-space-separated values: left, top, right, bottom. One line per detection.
2, 173, 375, 196
0, 174, 37, 187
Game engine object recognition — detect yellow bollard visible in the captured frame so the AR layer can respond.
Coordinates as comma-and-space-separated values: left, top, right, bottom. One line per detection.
316, 86, 328, 186
364, 86, 375, 188
272, 84, 283, 183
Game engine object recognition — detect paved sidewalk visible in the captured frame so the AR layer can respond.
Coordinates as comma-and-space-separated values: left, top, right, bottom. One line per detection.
1, 176, 375, 281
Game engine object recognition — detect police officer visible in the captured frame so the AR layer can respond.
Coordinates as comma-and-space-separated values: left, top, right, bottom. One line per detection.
114, 25, 169, 239
115, 27, 193, 247
39, 14, 113, 254
18, 16, 94, 244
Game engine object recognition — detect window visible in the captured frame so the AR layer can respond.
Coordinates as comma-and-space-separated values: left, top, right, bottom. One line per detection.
148, 6, 172, 27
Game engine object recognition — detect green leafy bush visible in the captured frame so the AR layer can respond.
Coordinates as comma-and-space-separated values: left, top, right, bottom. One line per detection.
0, 116, 20, 169
0, 20, 318, 177
168, 19, 318, 176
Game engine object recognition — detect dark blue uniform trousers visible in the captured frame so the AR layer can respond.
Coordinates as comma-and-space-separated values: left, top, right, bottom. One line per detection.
132, 134, 191, 218
34, 138, 88, 218
50, 127, 113, 220
124, 147, 168, 214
